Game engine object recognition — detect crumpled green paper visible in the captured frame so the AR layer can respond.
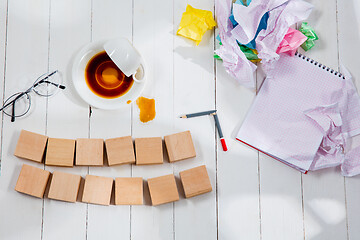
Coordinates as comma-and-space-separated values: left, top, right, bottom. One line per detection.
299, 22, 318, 51
177, 5, 216, 45
214, 41, 260, 62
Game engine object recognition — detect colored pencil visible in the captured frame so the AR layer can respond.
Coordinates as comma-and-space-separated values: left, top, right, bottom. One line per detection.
212, 112, 228, 151
180, 110, 217, 119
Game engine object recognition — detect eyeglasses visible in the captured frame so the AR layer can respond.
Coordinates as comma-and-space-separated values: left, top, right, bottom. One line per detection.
0, 70, 65, 122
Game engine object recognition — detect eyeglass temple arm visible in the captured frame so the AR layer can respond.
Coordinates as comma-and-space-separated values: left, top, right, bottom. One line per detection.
41, 80, 66, 89
0, 91, 28, 112
11, 100, 15, 122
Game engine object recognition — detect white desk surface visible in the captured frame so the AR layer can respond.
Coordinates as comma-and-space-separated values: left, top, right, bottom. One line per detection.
0, 0, 359, 239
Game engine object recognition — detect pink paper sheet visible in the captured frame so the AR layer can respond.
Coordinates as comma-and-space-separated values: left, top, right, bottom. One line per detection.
276, 28, 308, 56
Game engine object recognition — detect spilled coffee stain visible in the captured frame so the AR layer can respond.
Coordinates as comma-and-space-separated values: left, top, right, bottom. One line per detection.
136, 97, 156, 123
127, 100, 132, 104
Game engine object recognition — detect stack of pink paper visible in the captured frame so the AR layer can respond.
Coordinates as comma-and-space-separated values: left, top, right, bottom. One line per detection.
237, 53, 360, 176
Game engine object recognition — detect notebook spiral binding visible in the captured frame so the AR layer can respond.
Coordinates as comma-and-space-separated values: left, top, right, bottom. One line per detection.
295, 52, 345, 79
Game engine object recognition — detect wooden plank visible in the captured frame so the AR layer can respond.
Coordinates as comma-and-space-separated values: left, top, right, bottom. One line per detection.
88, 0, 132, 239
41, 0, 91, 239
131, 0, 174, 238
215, 16, 261, 240
0, 0, 49, 239
259, 154, 304, 240
300, 0, 348, 239
172, 0, 217, 239
0, 0, 5, 174
256, 18, 303, 240
337, 0, 360, 239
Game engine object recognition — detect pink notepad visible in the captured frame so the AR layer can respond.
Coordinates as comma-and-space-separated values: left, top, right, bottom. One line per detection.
236, 53, 359, 173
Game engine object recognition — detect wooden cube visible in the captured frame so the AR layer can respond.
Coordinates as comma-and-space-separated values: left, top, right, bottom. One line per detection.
15, 164, 51, 198
14, 130, 48, 163
76, 139, 104, 166
147, 174, 179, 206
179, 165, 212, 198
115, 177, 143, 205
45, 138, 76, 167
82, 175, 113, 205
105, 136, 135, 166
135, 137, 163, 165
164, 131, 196, 162
48, 171, 81, 203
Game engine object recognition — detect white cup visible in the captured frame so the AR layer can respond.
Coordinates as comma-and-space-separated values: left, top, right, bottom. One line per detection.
104, 38, 145, 82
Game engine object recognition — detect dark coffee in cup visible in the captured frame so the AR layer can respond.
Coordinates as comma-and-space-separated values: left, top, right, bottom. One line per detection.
85, 51, 134, 99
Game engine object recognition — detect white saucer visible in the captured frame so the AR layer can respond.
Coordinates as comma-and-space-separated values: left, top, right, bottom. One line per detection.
71, 40, 146, 110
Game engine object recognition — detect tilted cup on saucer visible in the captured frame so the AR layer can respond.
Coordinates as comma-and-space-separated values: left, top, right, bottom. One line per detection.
72, 38, 146, 110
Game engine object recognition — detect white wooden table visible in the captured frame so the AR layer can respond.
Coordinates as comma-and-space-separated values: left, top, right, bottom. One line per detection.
0, 0, 359, 239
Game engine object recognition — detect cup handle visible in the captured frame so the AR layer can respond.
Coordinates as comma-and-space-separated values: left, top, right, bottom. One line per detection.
133, 63, 145, 83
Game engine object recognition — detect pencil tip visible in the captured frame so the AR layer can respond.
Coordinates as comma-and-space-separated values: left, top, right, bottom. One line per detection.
180, 115, 186, 119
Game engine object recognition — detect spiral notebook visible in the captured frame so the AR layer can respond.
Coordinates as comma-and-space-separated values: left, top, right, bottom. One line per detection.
236, 52, 360, 173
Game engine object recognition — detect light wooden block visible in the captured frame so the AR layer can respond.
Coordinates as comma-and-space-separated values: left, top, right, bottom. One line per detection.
115, 177, 143, 205
82, 175, 113, 205
135, 137, 163, 165
14, 130, 48, 163
148, 174, 179, 206
105, 136, 135, 166
76, 138, 104, 166
48, 171, 81, 203
15, 164, 51, 198
164, 131, 196, 162
180, 165, 212, 198
45, 138, 76, 167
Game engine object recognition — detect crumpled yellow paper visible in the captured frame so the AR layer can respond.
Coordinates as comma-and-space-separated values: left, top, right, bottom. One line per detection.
177, 5, 216, 45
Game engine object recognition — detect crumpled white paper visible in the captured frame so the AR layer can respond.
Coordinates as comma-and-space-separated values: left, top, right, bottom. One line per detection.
256, 0, 313, 72
215, 0, 313, 88
303, 68, 360, 176
231, 0, 289, 45
215, 0, 257, 88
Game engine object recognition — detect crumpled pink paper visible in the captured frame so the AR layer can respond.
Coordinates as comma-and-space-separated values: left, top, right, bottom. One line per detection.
215, 0, 257, 88
256, 0, 313, 72
276, 28, 307, 56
